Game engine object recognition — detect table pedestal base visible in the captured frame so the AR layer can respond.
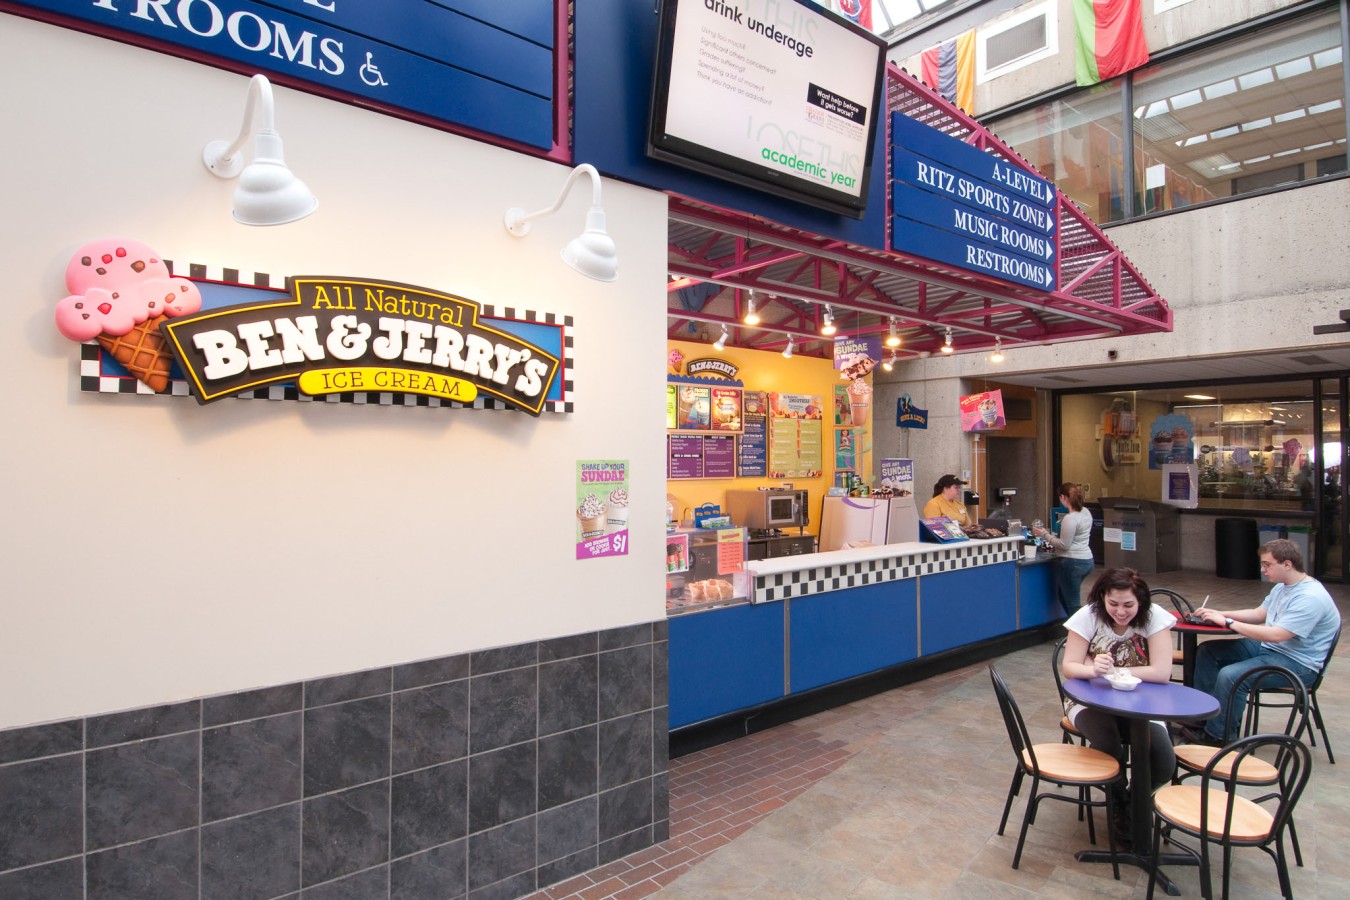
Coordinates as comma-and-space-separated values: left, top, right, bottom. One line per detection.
1075, 849, 1196, 896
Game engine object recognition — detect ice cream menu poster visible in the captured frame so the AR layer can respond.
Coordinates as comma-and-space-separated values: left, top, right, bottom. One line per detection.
738, 391, 768, 477
767, 393, 824, 478
667, 434, 737, 480
576, 460, 629, 560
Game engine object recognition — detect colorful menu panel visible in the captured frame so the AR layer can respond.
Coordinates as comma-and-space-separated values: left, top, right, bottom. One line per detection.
767, 393, 824, 479
674, 384, 711, 430
710, 387, 743, 432
738, 392, 768, 477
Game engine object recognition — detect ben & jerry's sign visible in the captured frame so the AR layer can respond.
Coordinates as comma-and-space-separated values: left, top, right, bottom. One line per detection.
164, 277, 561, 415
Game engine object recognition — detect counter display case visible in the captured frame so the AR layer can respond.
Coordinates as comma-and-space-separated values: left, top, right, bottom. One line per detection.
665, 528, 750, 613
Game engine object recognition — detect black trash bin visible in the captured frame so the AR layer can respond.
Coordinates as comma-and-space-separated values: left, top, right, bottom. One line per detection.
1215, 517, 1259, 579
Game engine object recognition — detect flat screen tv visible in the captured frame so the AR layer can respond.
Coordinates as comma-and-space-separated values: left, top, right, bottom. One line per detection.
648, 0, 887, 219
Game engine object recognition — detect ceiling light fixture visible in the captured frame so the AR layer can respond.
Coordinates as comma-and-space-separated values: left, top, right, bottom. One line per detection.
882, 351, 896, 373
782, 335, 795, 359
941, 327, 954, 354
202, 74, 318, 226
991, 338, 1005, 363
713, 325, 729, 352
886, 317, 901, 348
820, 305, 837, 337
504, 163, 618, 282
744, 291, 760, 326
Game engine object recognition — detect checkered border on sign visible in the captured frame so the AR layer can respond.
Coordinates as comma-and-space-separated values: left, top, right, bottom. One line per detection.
76, 264, 575, 413
752, 541, 1020, 603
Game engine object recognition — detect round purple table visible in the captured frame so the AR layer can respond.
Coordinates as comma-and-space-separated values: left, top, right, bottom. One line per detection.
1064, 678, 1219, 896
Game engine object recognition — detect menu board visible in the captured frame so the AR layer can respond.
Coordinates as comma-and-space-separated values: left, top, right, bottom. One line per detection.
738, 391, 768, 477
667, 434, 737, 479
767, 393, 824, 479
670, 382, 743, 433
710, 387, 743, 432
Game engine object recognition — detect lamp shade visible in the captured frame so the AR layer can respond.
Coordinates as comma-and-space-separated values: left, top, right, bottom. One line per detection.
560, 207, 618, 282
231, 131, 318, 226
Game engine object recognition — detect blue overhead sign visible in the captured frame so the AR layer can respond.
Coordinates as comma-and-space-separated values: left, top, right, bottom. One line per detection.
7, 0, 557, 151
890, 111, 1058, 291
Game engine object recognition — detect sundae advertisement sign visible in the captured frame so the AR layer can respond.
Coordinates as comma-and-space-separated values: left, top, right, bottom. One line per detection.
960, 389, 1005, 431
577, 460, 629, 560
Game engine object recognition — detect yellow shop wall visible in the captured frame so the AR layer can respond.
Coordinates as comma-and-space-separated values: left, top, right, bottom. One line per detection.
666, 339, 873, 535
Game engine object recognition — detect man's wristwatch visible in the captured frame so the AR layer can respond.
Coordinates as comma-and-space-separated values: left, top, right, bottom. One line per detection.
1225, 617, 1236, 627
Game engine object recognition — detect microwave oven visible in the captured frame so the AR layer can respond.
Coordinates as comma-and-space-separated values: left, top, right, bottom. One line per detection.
724, 489, 810, 530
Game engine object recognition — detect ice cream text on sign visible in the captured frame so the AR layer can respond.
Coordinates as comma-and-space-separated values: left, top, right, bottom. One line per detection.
163, 277, 561, 414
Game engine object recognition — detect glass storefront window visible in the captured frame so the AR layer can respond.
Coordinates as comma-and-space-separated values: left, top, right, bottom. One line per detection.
1059, 382, 1317, 513
1131, 9, 1345, 215
987, 83, 1128, 224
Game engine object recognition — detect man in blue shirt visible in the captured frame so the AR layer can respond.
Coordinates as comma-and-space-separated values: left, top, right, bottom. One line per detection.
1182, 539, 1341, 745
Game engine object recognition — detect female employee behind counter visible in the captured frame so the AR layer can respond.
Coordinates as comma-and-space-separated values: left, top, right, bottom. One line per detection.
922, 474, 971, 526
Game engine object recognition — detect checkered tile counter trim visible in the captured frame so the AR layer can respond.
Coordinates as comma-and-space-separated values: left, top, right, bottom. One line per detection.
76, 264, 575, 413
752, 541, 1021, 603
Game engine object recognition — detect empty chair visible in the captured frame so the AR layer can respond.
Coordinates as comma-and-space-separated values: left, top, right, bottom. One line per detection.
990, 665, 1124, 877
1149, 588, 1194, 683
1175, 664, 1309, 866
1148, 734, 1312, 900
1253, 627, 1340, 764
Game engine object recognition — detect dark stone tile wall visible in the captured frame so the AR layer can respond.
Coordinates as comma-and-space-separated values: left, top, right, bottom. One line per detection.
0, 621, 669, 900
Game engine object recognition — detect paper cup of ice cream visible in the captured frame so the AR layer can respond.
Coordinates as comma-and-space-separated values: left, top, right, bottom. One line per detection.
847, 379, 871, 425
578, 494, 606, 539
605, 488, 630, 535
979, 397, 998, 427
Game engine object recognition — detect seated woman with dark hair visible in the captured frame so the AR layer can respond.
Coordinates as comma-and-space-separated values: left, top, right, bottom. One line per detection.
1059, 567, 1176, 843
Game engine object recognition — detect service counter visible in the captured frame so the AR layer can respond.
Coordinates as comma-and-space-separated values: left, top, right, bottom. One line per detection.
668, 537, 1062, 733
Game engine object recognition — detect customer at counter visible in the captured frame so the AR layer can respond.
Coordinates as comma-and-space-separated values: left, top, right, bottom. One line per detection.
1034, 482, 1094, 614
922, 474, 971, 526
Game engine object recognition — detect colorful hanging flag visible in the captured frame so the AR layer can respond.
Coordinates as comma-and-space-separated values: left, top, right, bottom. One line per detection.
1073, 0, 1150, 87
834, 0, 872, 30
920, 30, 976, 115
810, 1, 873, 30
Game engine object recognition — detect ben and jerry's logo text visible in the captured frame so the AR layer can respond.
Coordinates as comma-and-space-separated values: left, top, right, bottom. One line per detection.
162, 277, 560, 414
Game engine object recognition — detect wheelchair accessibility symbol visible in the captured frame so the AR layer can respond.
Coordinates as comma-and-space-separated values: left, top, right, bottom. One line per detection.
360, 52, 388, 87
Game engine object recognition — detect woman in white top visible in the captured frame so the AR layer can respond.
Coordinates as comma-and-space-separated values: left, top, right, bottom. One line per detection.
1035, 482, 1095, 613
1060, 567, 1176, 843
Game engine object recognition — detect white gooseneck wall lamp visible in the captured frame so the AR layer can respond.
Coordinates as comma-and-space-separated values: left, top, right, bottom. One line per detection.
202, 75, 318, 226
504, 163, 618, 282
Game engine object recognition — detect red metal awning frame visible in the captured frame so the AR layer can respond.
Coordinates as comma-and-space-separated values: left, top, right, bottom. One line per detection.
666, 65, 1171, 359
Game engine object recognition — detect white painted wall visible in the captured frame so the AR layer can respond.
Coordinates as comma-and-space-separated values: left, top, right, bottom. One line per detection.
0, 16, 669, 728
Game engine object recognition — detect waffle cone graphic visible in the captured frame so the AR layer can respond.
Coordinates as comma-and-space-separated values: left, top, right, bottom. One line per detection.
96, 317, 173, 392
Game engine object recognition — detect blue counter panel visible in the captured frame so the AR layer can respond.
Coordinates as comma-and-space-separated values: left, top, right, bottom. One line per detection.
1018, 561, 1061, 628
920, 562, 1018, 654
789, 581, 918, 694
669, 603, 786, 729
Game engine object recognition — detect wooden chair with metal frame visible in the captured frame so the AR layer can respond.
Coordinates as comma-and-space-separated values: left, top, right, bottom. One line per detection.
1252, 627, 1340, 765
1174, 664, 1310, 867
1148, 588, 1194, 683
1051, 638, 1087, 746
1147, 733, 1312, 900
1052, 637, 1092, 823
990, 665, 1124, 878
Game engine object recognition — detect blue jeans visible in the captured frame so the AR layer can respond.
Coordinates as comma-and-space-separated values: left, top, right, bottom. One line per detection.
1192, 638, 1318, 741
1054, 556, 1094, 615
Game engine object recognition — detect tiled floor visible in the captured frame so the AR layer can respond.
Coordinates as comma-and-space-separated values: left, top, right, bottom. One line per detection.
529, 568, 1350, 898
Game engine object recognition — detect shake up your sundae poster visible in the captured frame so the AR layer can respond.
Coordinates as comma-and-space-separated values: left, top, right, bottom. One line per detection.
577, 460, 629, 560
